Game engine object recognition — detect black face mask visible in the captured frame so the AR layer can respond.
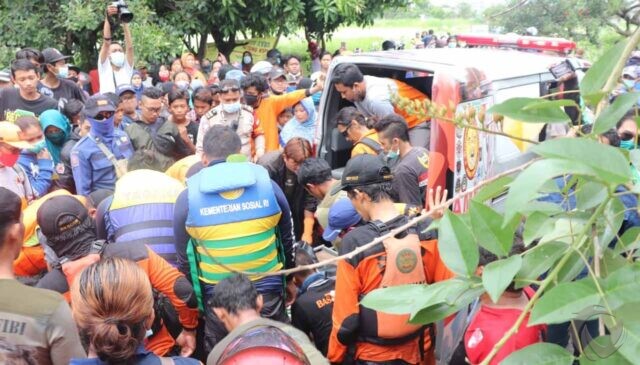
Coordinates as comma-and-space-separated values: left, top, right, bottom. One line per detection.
244, 94, 259, 107
69, 76, 79, 83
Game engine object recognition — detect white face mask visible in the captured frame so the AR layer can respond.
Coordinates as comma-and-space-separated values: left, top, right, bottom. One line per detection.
222, 101, 241, 113
110, 51, 125, 68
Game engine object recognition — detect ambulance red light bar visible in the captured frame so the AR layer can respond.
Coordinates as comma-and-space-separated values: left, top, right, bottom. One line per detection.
456, 34, 576, 53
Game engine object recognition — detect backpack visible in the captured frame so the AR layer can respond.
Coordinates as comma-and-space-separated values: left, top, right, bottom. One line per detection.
359, 220, 427, 343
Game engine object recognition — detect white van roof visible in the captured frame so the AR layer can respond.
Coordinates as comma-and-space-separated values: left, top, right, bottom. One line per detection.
334, 48, 566, 81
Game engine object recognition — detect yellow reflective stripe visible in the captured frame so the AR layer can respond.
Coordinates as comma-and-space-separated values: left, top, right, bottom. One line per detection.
186, 213, 281, 240
110, 171, 184, 210
198, 260, 283, 284
196, 234, 275, 257
199, 249, 280, 274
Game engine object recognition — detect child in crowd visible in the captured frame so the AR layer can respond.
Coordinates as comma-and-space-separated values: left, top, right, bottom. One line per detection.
167, 89, 197, 154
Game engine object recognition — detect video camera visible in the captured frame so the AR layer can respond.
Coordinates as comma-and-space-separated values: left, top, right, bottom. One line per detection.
111, 0, 133, 23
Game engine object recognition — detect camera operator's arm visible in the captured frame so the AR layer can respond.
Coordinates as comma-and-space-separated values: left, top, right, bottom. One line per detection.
123, 20, 134, 67
99, 5, 118, 64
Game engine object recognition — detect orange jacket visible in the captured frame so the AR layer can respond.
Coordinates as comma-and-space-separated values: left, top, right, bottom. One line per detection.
36, 242, 199, 356
328, 239, 453, 364
392, 79, 430, 129
256, 90, 307, 152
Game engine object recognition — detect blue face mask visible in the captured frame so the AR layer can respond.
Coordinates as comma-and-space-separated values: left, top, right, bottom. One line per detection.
623, 79, 635, 89
26, 139, 46, 154
620, 139, 636, 150
222, 101, 241, 114
88, 115, 115, 143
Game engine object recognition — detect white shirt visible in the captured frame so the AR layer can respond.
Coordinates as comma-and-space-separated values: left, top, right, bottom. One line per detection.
98, 57, 133, 94
354, 75, 398, 119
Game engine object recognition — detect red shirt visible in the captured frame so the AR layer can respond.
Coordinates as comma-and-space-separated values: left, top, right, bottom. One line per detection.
464, 292, 545, 364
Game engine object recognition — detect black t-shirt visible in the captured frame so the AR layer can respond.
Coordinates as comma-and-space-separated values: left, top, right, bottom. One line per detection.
0, 87, 58, 122
393, 147, 429, 207
38, 79, 87, 103
291, 276, 335, 356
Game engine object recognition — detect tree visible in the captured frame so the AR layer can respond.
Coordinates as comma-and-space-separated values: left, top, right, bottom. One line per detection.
484, 0, 610, 45
363, 30, 640, 364
0, 0, 182, 70
149, 0, 305, 60
299, 0, 408, 50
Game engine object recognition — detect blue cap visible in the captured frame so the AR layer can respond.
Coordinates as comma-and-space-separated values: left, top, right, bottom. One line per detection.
116, 84, 136, 96
322, 198, 362, 242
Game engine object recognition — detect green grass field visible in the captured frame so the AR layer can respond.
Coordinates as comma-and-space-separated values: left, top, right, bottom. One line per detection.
276, 17, 482, 73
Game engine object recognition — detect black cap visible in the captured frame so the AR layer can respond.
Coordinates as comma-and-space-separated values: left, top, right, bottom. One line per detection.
68, 64, 81, 73
0, 187, 22, 227
297, 158, 332, 186
269, 67, 286, 80
84, 94, 116, 118
37, 195, 89, 239
42, 48, 71, 64
330, 154, 393, 195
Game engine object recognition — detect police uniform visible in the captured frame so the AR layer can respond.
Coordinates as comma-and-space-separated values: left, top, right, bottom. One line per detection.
196, 105, 259, 159
70, 130, 133, 195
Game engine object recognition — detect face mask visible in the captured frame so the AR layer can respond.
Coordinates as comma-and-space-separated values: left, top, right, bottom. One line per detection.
88, 116, 115, 142
222, 101, 241, 113
448, 43, 456, 48
159, 70, 170, 81
203, 64, 212, 73
623, 79, 635, 89
243, 56, 252, 64
69, 76, 79, 83
0, 151, 20, 167
176, 80, 189, 90
26, 139, 46, 154
620, 139, 636, 150
46, 131, 66, 145
191, 79, 204, 91
386, 149, 400, 160
244, 94, 258, 107
110, 52, 125, 68
56, 66, 69, 79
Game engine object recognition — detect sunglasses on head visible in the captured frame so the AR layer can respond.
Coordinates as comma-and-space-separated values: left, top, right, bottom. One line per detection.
220, 87, 240, 94
93, 111, 114, 121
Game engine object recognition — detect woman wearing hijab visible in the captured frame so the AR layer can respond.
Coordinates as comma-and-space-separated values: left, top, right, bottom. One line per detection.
280, 98, 316, 146
40, 109, 76, 192
131, 71, 144, 100
180, 52, 206, 84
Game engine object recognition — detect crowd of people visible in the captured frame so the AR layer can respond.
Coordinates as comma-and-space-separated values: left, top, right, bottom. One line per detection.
2, 4, 640, 365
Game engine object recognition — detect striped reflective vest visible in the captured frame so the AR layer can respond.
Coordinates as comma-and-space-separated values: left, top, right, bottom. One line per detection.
186, 161, 282, 285
108, 169, 184, 266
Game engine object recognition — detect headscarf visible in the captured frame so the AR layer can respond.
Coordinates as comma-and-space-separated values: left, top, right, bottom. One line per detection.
181, 52, 206, 83
131, 71, 144, 100
39, 109, 71, 165
280, 98, 316, 145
